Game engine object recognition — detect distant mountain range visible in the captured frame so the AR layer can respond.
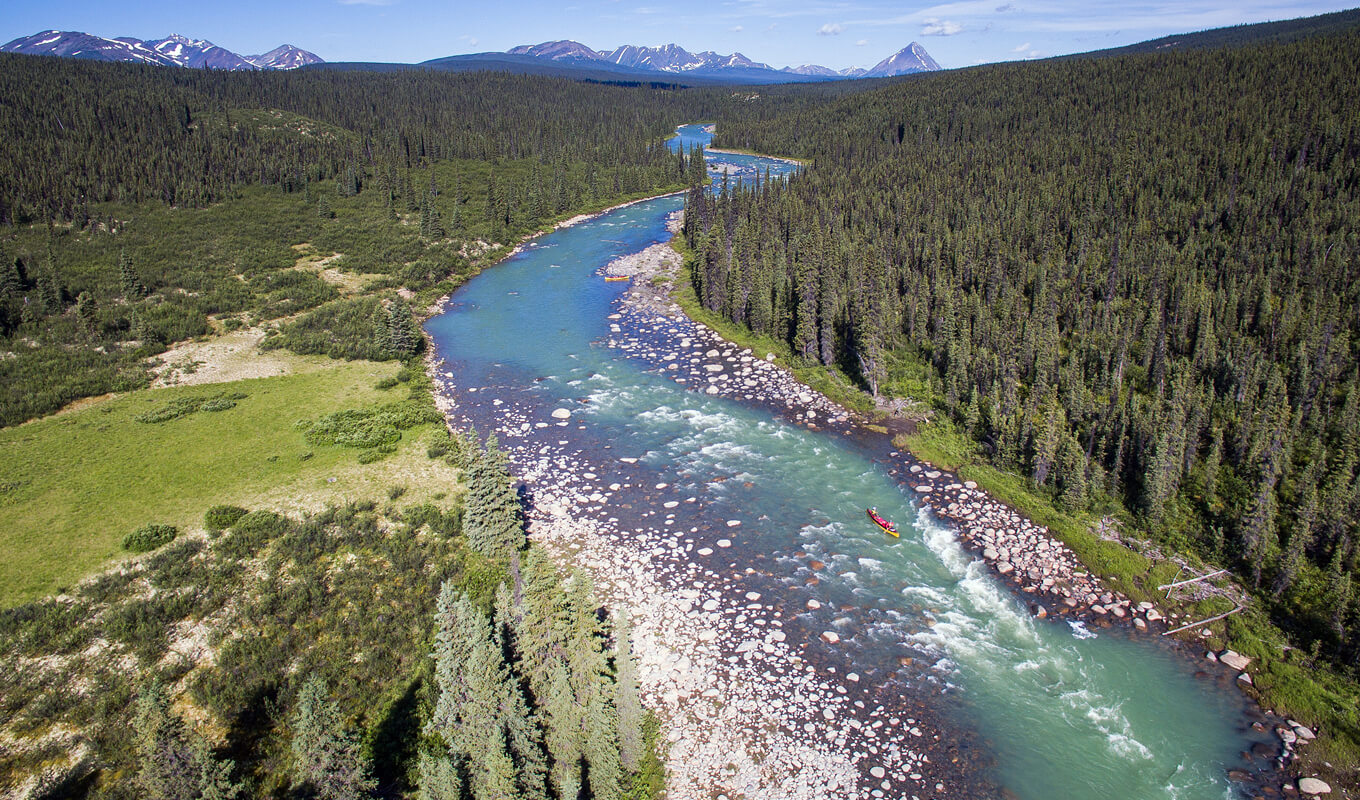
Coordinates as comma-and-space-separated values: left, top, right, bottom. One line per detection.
1, 29, 935, 84
0, 30, 322, 70
503, 40, 939, 81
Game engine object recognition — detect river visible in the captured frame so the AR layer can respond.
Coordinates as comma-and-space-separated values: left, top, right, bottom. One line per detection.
425, 123, 1275, 799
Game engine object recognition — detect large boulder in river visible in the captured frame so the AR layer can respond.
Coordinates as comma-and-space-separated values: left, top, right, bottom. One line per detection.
551, 408, 572, 419
1298, 777, 1332, 795
1219, 650, 1252, 670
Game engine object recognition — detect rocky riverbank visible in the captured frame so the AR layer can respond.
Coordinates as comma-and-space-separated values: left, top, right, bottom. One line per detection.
427, 193, 1302, 798
428, 373, 973, 799
592, 215, 1307, 796
427, 208, 992, 797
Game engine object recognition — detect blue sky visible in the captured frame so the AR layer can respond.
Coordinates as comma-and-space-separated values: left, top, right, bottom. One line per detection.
3, 0, 1355, 70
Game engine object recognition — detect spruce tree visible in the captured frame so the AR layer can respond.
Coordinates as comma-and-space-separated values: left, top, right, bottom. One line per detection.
133, 681, 241, 800
428, 583, 547, 800
133, 681, 199, 800
118, 248, 145, 297
614, 615, 645, 773
386, 300, 421, 357
371, 304, 391, 355
74, 291, 98, 339
290, 678, 376, 800
416, 747, 461, 800
463, 435, 525, 560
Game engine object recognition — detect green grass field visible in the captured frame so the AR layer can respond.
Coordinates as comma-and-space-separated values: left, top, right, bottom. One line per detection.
0, 357, 461, 607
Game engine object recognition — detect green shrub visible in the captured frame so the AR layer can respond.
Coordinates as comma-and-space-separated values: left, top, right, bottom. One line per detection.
204, 505, 248, 531
135, 391, 246, 423
304, 409, 402, 449
137, 300, 210, 346
261, 296, 393, 361
215, 510, 294, 559
199, 397, 237, 412
299, 400, 442, 450
122, 524, 178, 553
375, 377, 399, 390
357, 446, 395, 464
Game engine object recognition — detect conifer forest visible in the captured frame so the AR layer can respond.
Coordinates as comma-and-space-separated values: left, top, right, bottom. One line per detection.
689, 26, 1360, 675
3, 8, 1360, 799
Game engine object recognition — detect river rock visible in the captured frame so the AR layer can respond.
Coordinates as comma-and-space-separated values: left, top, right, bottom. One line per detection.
1219, 650, 1251, 670
821, 631, 840, 644
551, 408, 572, 419
1298, 777, 1331, 795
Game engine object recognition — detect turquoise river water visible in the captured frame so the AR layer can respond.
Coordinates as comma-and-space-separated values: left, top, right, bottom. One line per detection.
425, 124, 1273, 799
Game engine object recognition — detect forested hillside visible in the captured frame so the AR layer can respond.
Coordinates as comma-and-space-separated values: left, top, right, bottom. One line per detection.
0, 55, 715, 425
0, 54, 708, 224
693, 26, 1360, 671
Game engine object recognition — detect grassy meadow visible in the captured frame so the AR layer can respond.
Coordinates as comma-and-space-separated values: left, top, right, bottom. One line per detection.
0, 356, 459, 606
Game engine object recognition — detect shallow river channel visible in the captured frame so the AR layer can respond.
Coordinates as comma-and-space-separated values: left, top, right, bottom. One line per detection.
425, 124, 1274, 799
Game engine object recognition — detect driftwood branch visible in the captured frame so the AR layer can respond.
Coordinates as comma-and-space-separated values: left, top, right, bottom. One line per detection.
1161, 604, 1245, 636
1158, 569, 1229, 591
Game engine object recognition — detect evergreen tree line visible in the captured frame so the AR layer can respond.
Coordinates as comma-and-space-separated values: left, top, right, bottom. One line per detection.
689, 27, 1360, 666
420, 561, 650, 800
419, 434, 655, 799
0, 53, 721, 225
0, 55, 719, 427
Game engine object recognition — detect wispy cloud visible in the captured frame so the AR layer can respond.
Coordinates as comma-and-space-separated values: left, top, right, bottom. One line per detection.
731, 24, 744, 32
1012, 40, 1031, 51
855, 38, 869, 45
922, 17, 963, 34
818, 22, 844, 35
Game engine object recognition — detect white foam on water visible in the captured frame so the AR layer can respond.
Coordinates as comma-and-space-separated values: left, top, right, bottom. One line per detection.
1108, 732, 1154, 761
1068, 620, 1098, 639
900, 585, 952, 606
636, 404, 686, 424
1076, 698, 1154, 762
696, 440, 759, 467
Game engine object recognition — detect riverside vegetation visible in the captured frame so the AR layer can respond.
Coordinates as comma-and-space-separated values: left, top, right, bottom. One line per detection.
0, 55, 706, 798
4, 10, 1359, 797
687, 16, 1360, 782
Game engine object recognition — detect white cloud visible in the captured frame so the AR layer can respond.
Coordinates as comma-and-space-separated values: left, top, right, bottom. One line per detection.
1012, 41, 1031, 51
856, 38, 869, 45
818, 22, 844, 35
921, 17, 963, 35
731, 25, 744, 32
